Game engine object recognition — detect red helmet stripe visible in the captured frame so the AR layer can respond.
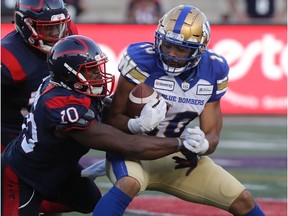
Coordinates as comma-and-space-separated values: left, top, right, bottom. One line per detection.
54, 38, 89, 58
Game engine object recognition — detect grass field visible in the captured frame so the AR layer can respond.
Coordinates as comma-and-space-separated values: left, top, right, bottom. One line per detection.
63, 115, 287, 216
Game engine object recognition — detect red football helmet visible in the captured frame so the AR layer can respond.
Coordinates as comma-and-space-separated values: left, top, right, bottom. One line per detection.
14, 0, 71, 53
48, 35, 115, 97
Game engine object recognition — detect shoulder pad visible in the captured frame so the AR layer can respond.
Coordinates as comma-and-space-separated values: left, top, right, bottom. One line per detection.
56, 109, 95, 131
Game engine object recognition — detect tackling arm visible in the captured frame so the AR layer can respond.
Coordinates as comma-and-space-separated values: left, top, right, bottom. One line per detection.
67, 121, 181, 160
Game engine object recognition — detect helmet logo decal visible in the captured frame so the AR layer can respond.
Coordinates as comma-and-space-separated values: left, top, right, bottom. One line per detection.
28, 37, 35, 44
95, 53, 107, 62
51, 13, 65, 21
74, 83, 84, 90
173, 5, 193, 34
64, 62, 86, 90
166, 31, 184, 43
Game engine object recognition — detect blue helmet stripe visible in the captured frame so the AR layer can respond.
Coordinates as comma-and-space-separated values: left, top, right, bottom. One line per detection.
173, 5, 193, 34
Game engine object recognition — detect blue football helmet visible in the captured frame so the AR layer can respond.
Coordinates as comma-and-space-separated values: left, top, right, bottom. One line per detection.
155, 5, 211, 76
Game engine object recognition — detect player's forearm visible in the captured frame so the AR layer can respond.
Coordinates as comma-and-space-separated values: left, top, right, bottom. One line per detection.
100, 131, 180, 160
106, 113, 132, 134
204, 133, 219, 155
122, 136, 181, 160
72, 122, 180, 160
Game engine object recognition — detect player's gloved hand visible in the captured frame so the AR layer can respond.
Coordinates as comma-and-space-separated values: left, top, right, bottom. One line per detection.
128, 97, 167, 134
172, 149, 199, 176
182, 126, 209, 155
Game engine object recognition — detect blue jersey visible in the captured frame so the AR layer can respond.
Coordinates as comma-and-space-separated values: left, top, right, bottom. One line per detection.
118, 42, 229, 137
4, 78, 103, 196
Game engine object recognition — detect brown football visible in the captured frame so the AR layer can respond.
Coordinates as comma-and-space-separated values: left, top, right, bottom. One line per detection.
127, 83, 159, 118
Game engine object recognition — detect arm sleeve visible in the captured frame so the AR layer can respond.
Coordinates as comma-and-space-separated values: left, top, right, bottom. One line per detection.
208, 55, 229, 102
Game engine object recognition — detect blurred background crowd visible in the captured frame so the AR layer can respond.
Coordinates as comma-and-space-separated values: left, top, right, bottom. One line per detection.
1, 0, 287, 25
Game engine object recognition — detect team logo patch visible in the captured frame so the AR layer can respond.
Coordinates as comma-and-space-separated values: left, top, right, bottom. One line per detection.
154, 79, 174, 91
181, 82, 190, 90
197, 84, 213, 95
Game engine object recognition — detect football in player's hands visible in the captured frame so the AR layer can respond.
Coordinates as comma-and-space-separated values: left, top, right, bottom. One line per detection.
127, 83, 159, 118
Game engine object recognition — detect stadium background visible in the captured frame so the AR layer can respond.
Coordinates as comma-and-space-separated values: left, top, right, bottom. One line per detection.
1, 0, 287, 215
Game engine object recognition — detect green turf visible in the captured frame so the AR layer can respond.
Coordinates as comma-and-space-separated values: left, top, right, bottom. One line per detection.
62, 115, 287, 216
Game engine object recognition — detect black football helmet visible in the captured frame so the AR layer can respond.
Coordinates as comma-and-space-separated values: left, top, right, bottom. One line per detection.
155, 5, 210, 76
14, 0, 71, 53
48, 35, 115, 97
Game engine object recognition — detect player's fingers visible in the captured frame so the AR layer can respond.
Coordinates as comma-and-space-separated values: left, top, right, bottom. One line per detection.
191, 134, 202, 142
155, 97, 167, 111
187, 127, 205, 138
183, 139, 199, 149
145, 98, 159, 107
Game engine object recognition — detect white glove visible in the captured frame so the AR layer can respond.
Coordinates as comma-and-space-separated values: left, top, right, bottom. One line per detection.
182, 126, 209, 155
128, 97, 167, 134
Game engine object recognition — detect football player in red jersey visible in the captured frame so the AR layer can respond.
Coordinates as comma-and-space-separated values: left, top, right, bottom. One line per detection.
1, 35, 203, 216
92, 5, 266, 216
1, 0, 78, 152
1, 0, 78, 215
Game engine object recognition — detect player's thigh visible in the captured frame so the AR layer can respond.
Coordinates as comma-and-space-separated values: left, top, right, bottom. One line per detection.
55, 167, 102, 213
2, 161, 42, 216
2, 162, 22, 216
147, 154, 246, 210
106, 157, 149, 194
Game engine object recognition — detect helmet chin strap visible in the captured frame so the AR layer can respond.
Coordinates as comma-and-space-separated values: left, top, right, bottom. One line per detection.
162, 61, 193, 77
162, 55, 203, 77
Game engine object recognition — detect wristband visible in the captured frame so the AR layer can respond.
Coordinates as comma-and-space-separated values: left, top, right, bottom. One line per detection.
128, 118, 143, 134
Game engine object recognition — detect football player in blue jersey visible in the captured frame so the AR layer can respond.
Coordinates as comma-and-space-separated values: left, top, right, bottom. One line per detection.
1, 0, 78, 152
0, 0, 78, 215
92, 5, 266, 216
1, 35, 202, 216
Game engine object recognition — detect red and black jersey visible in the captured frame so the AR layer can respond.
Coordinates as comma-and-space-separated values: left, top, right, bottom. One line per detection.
1, 24, 78, 146
3, 77, 103, 196
1, 30, 49, 144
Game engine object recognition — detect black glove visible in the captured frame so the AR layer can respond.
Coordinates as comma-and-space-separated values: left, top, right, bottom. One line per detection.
172, 149, 198, 176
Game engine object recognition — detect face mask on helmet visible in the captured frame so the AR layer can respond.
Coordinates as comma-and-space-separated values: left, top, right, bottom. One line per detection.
71, 53, 115, 97
48, 35, 115, 97
14, 0, 71, 53
154, 5, 210, 76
